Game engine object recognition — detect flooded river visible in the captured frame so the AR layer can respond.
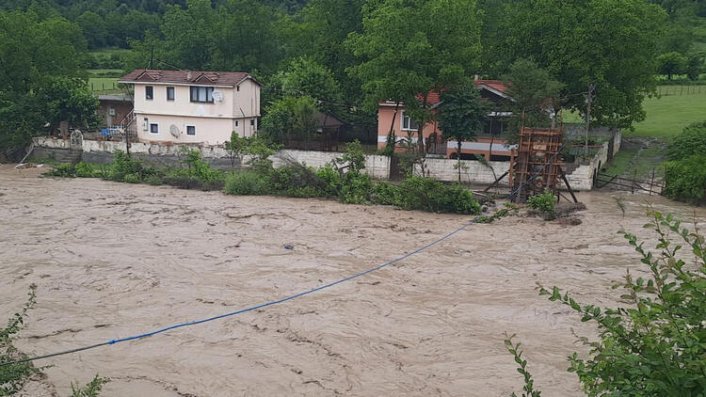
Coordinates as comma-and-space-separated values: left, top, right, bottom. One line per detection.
1, 165, 704, 396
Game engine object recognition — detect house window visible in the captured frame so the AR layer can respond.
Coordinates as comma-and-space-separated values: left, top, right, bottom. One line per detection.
167, 86, 175, 101
402, 113, 419, 131
235, 120, 239, 127
236, 85, 240, 92
145, 86, 154, 100
250, 119, 255, 126
149, 123, 158, 134
186, 125, 196, 136
190, 86, 214, 103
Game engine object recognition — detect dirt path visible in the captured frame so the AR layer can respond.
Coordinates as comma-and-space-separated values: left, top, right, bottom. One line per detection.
1, 165, 704, 397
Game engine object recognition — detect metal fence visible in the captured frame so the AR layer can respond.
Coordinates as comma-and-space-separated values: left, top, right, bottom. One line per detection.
657, 85, 706, 96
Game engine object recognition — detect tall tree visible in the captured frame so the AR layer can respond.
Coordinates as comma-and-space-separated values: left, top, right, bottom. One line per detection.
502, 59, 563, 132
0, 11, 89, 158
294, 0, 365, 107
437, 82, 490, 182
485, 0, 666, 129
267, 57, 342, 115
348, 0, 482, 155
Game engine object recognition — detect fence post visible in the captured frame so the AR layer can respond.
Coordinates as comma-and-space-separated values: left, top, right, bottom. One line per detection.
649, 168, 655, 196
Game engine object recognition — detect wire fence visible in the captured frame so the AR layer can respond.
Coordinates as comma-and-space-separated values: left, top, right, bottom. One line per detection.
657, 85, 706, 96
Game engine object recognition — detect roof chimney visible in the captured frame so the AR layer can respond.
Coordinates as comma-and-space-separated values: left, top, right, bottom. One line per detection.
474, 74, 480, 81
186, 71, 192, 80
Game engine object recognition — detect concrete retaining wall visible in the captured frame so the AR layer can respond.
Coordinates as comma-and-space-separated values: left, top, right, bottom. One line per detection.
32, 131, 619, 190
33, 138, 390, 178
565, 142, 609, 191
414, 158, 511, 185
273, 150, 390, 179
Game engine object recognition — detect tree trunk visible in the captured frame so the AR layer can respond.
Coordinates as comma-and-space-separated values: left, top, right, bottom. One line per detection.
416, 95, 428, 176
457, 140, 462, 183
386, 101, 400, 153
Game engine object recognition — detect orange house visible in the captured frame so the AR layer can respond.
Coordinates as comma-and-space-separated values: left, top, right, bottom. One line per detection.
377, 80, 516, 161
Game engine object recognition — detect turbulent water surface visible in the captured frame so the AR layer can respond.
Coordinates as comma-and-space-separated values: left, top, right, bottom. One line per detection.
1, 165, 704, 396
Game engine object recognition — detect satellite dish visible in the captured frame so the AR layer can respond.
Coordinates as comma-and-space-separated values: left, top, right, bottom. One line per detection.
212, 90, 224, 102
170, 124, 181, 138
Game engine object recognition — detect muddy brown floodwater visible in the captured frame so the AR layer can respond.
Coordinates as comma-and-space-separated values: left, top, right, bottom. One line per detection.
1, 164, 704, 397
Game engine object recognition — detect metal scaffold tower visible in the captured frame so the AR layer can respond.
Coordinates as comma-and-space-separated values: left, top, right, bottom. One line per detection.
510, 127, 576, 203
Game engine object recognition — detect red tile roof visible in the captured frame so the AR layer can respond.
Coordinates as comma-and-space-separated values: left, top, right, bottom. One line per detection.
474, 79, 509, 94
119, 69, 257, 87
380, 80, 511, 107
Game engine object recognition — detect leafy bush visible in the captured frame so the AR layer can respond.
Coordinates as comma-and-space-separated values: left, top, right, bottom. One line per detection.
505, 334, 541, 397
336, 140, 366, 174
534, 212, 706, 396
74, 162, 101, 178
1, 285, 39, 396
315, 165, 342, 197
224, 171, 270, 195
70, 375, 108, 397
397, 176, 480, 214
663, 155, 706, 204
370, 182, 402, 206
663, 122, 706, 203
527, 190, 556, 219
182, 149, 223, 183
47, 163, 78, 178
144, 175, 163, 186
667, 121, 706, 161
340, 173, 373, 204
267, 164, 329, 198
104, 151, 147, 182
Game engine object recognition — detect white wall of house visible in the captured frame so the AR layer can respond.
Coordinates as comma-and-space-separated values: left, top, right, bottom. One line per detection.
232, 79, 260, 118
136, 114, 251, 145
132, 81, 260, 145
134, 84, 236, 118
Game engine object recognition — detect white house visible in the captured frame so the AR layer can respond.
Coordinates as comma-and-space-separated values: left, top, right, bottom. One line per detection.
119, 69, 261, 145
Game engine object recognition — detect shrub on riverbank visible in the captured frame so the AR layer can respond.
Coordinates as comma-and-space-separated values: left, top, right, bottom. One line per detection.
663, 121, 706, 204
47, 149, 481, 215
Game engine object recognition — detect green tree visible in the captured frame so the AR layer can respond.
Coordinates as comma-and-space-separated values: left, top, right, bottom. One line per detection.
685, 53, 703, 81
486, 0, 666, 129
664, 121, 706, 203
657, 51, 688, 79
293, 0, 365, 106
0, 11, 88, 159
267, 57, 342, 115
260, 96, 318, 147
502, 59, 563, 133
667, 120, 706, 160
76, 11, 107, 49
42, 77, 99, 132
348, 0, 482, 155
437, 82, 489, 182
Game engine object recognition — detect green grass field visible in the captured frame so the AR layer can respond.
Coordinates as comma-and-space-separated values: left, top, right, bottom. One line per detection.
628, 85, 706, 139
88, 48, 132, 58
88, 77, 120, 94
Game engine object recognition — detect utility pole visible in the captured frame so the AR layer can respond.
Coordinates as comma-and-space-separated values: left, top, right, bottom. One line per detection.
585, 83, 595, 156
